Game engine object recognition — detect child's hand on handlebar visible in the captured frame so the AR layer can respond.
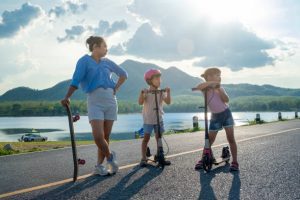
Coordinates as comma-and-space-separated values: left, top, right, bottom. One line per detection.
165, 87, 170, 93
141, 88, 148, 94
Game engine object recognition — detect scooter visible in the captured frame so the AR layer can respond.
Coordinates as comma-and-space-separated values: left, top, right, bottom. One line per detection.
192, 86, 230, 172
145, 89, 170, 169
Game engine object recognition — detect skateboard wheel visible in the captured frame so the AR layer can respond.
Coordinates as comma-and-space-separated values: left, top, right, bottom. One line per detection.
78, 159, 85, 165
73, 115, 80, 122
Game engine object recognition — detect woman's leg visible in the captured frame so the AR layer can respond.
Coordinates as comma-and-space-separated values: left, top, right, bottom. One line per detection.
90, 120, 111, 165
97, 120, 114, 164
225, 127, 238, 163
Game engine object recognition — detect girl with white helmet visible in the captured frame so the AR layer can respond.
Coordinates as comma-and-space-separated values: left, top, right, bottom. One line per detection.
138, 69, 171, 167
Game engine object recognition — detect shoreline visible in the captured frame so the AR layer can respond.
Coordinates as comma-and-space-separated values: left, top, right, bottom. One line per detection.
1, 118, 299, 156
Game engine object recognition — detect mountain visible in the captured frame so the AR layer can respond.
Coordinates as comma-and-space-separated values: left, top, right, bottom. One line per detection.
0, 59, 299, 102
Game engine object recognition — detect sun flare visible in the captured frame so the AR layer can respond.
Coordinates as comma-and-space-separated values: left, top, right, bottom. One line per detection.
186, 0, 268, 24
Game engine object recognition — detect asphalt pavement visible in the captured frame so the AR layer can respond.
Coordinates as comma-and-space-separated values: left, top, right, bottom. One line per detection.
0, 119, 299, 199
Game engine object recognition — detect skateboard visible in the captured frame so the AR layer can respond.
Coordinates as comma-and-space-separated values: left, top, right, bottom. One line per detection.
65, 104, 85, 182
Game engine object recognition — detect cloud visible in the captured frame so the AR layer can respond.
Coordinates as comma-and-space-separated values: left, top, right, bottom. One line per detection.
57, 20, 128, 42
109, 44, 126, 55
49, 0, 87, 18
109, 0, 279, 70
0, 3, 42, 38
57, 25, 86, 42
95, 20, 128, 36
0, 40, 39, 81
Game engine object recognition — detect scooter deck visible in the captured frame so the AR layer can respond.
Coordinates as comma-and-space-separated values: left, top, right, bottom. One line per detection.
213, 157, 230, 165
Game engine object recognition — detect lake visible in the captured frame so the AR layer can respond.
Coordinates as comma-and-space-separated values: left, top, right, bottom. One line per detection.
0, 112, 297, 142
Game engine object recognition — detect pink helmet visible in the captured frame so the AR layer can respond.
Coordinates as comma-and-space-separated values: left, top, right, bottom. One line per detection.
144, 69, 161, 85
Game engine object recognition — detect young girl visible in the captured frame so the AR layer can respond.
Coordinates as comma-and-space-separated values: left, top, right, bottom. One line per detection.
194, 68, 239, 171
138, 69, 171, 167
61, 36, 128, 175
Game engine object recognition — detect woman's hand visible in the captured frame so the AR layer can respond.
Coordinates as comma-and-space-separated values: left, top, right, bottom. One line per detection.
113, 87, 118, 95
61, 98, 70, 106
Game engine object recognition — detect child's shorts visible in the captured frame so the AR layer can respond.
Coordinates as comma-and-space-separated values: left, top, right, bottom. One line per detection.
143, 121, 165, 135
209, 108, 234, 132
87, 87, 117, 121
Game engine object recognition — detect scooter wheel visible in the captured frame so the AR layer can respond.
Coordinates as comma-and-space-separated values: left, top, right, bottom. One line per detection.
203, 154, 212, 172
78, 159, 85, 165
223, 146, 231, 158
157, 151, 165, 169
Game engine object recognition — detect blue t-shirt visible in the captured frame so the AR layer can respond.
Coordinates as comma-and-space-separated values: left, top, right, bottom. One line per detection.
70, 55, 128, 93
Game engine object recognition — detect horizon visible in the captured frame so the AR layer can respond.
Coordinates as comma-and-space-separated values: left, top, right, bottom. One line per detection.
1, 59, 299, 95
0, 0, 300, 95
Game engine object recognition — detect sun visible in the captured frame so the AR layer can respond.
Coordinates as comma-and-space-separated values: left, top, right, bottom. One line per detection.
186, 0, 266, 24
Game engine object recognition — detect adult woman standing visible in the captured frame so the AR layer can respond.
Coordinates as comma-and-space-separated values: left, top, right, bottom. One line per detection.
61, 36, 128, 176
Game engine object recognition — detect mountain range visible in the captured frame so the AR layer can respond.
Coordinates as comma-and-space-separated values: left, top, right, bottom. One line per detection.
1, 59, 299, 102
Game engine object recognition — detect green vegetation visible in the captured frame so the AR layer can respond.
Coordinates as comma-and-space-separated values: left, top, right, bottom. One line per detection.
230, 96, 300, 111
0, 95, 299, 116
0, 141, 95, 156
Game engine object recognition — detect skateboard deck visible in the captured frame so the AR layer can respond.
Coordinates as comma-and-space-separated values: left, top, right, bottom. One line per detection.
65, 105, 85, 182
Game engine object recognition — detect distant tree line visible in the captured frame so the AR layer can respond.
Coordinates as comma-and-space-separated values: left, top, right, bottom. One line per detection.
0, 96, 299, 116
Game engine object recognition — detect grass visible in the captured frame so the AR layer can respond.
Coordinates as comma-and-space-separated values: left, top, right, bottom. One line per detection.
0, 127, 202, 156
0, 141, 94, 156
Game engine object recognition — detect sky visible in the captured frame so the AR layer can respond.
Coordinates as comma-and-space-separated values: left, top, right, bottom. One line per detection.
0, 0, 299, 95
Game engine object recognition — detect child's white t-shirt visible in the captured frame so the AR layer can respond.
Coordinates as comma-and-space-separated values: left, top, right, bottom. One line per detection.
142, 91, 167, 124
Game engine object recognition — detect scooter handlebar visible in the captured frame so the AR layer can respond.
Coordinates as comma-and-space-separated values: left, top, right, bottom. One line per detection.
143, 89, 167, 94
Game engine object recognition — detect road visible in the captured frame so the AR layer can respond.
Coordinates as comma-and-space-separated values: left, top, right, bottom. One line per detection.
0, 120, 299, 199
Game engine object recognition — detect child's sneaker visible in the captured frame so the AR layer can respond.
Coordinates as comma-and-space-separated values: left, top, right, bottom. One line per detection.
230, 161, 239, 171
94, 164, 109, 176
195, 160, 203, 170
140, 159, 148, 167
107, 151, 119, 174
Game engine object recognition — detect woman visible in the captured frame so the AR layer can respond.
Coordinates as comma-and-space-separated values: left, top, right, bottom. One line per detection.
61, 36, 128, 175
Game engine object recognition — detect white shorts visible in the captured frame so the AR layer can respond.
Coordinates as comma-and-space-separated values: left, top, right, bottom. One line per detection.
87, 87, 118, 121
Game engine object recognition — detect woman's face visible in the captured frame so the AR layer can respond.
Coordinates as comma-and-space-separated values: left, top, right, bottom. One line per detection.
94, 42, 107, 57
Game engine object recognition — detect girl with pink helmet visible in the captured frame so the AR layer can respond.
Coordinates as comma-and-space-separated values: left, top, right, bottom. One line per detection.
138, 69, 171, 167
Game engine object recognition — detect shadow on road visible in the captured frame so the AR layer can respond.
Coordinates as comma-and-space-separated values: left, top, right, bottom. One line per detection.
98, 165, 162, 200
229, 171, 241, 199
198, 164, 241, 200
34, 174, 107, 200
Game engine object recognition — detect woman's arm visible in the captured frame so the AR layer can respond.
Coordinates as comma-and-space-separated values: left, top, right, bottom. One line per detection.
61, 86, 77, 106
114, 76, 127, 95
108, 59, 128, 95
